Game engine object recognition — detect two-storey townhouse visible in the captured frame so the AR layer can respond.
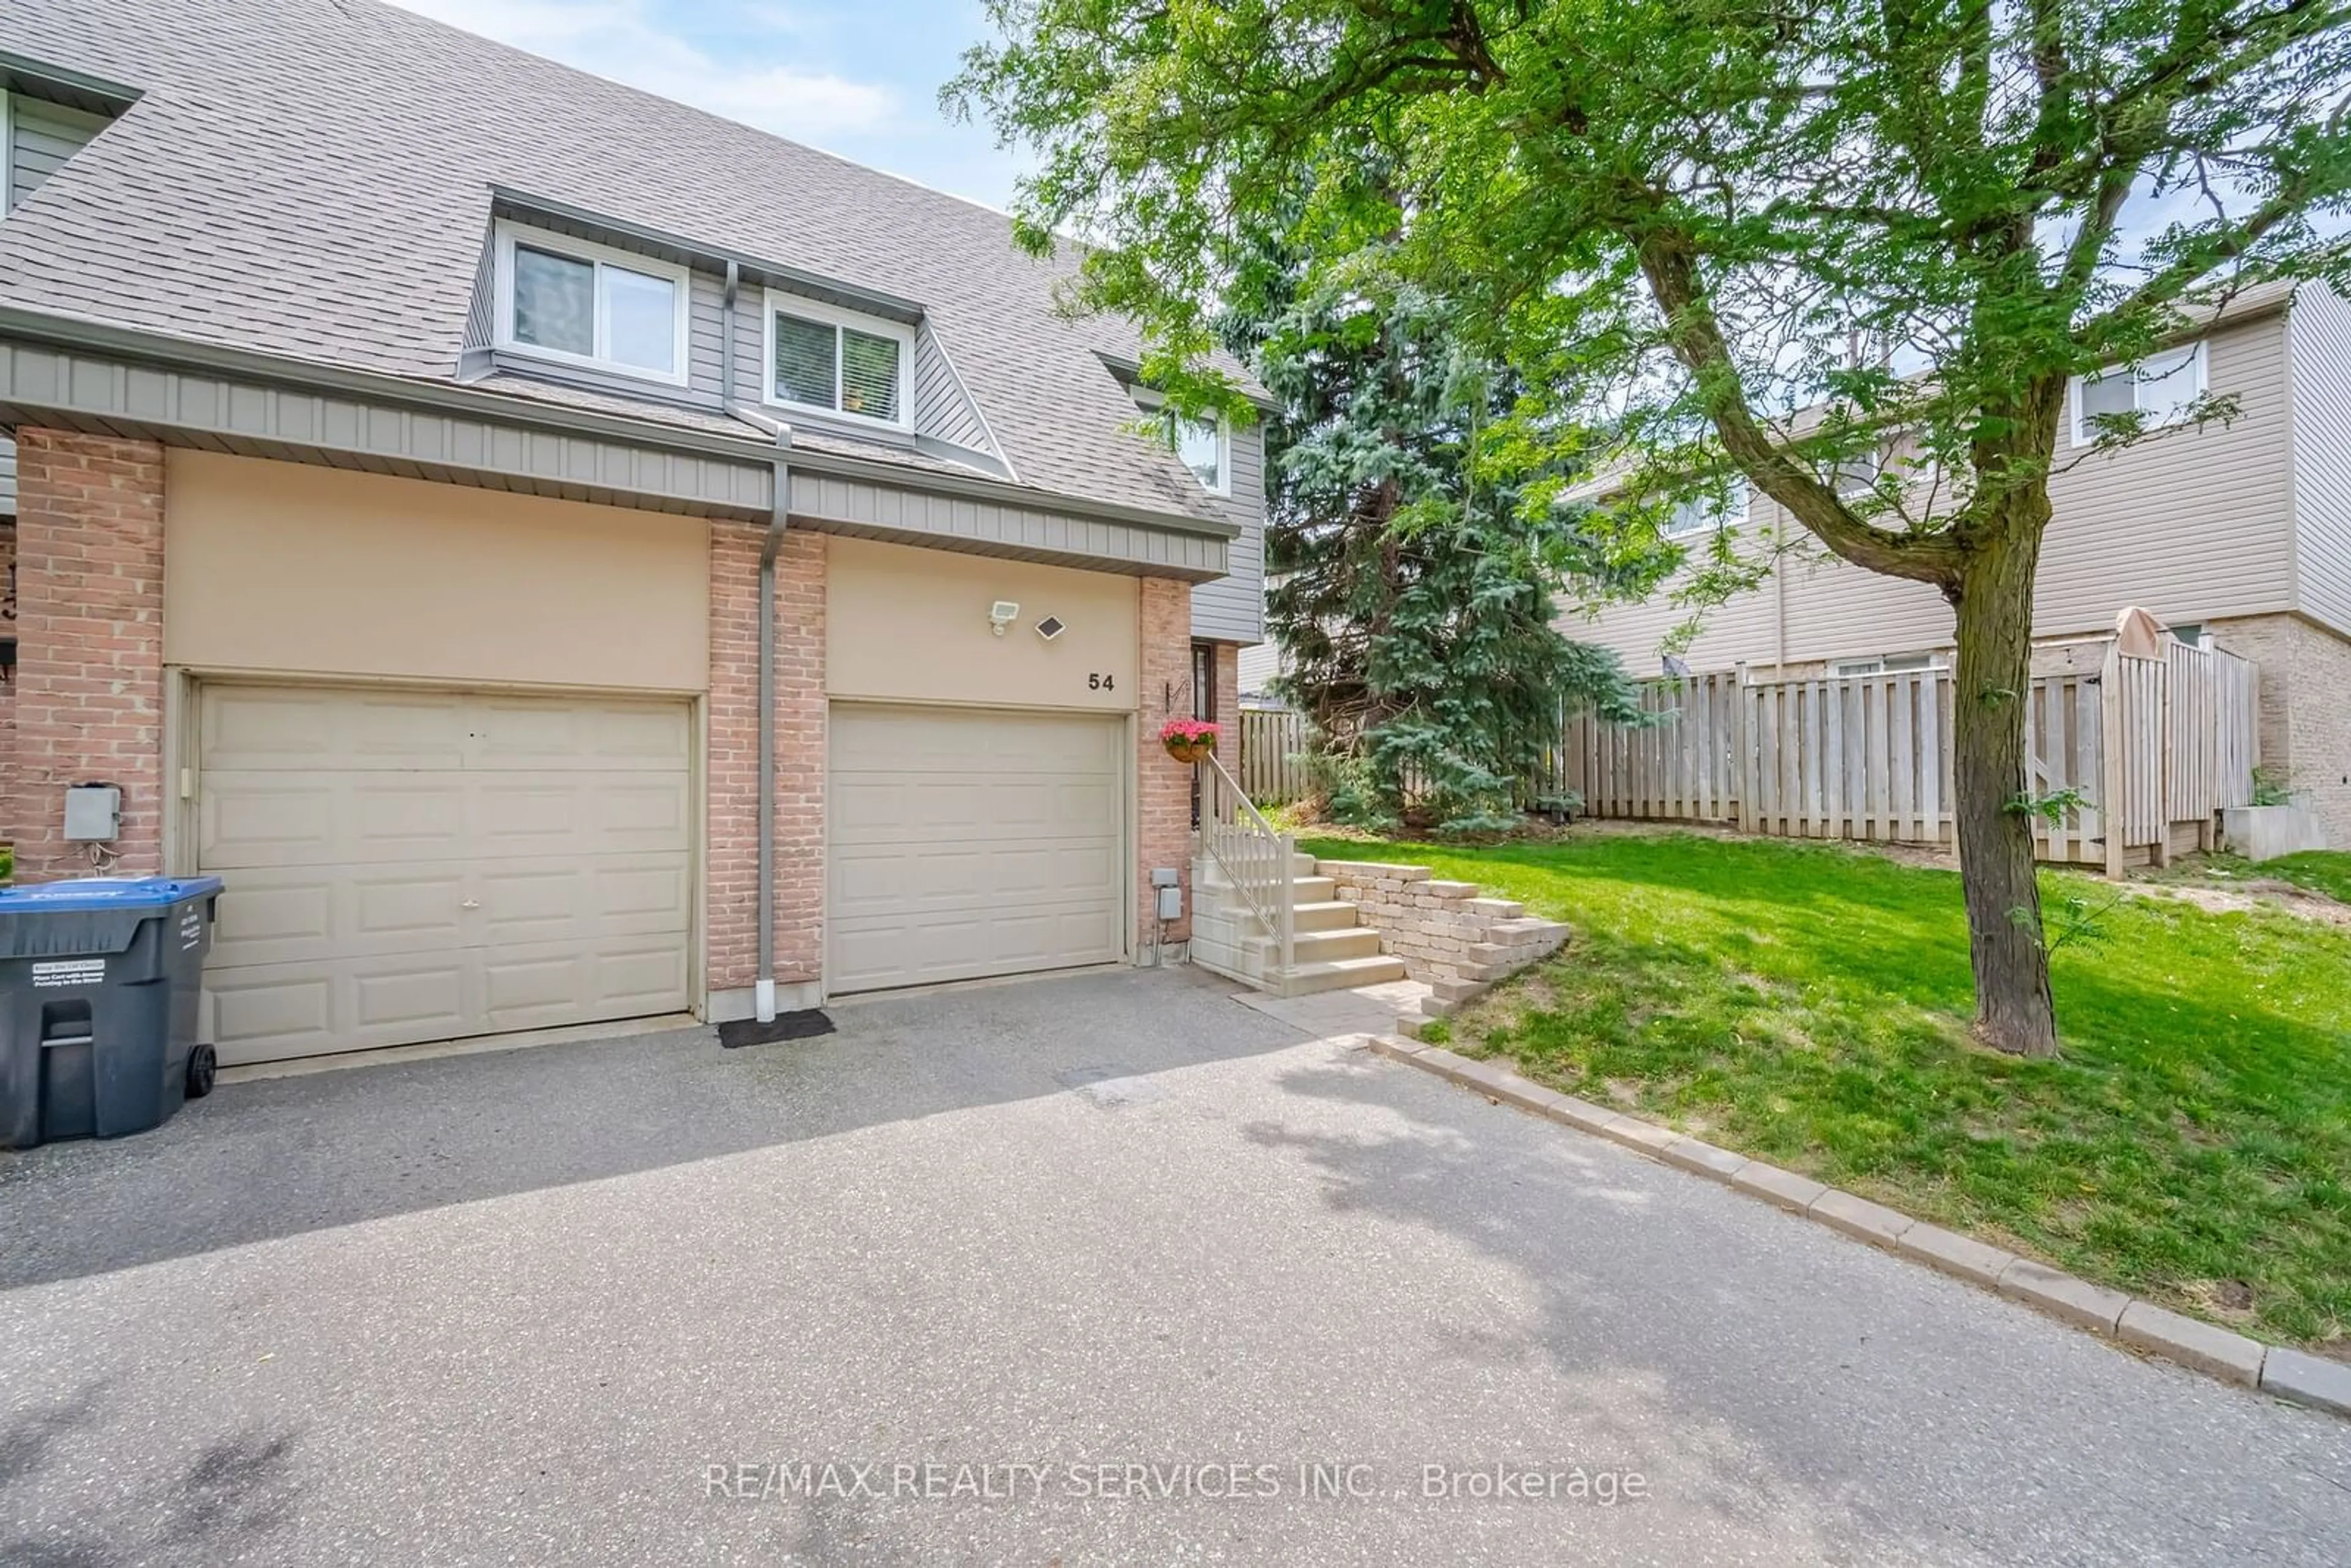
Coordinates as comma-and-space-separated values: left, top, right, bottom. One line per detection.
0, 0, 1266, 1067
1566, 283, 2351, 848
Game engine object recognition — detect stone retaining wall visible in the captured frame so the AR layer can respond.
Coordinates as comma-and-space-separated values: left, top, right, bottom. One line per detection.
1315, 860, 1569, 1009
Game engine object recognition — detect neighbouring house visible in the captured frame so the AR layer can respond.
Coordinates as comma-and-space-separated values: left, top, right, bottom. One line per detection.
0, 0, 1266, 1067
1563, 282, 2351, 849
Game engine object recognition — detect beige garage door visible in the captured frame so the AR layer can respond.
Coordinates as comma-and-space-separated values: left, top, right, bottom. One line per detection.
829, 705, 1125, 993
197, 684, 692, 1064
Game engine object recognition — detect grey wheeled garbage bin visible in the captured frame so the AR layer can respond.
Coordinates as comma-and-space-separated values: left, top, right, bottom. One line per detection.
0, 876, 225, 1149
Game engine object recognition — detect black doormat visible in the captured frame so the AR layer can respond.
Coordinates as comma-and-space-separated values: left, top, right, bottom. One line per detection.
718, 1010, 836, 1049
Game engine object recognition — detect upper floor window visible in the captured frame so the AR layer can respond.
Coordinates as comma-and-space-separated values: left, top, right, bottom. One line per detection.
1664, 479, 1748, 538
1830, 449, 1883, 498
767, 293, 913, 428
495, 222, 689, 386
1172, 413, 1230, 497
2072, 342, 2207, 446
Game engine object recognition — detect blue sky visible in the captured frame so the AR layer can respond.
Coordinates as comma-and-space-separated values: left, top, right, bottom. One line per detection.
387, 0, 1030, 211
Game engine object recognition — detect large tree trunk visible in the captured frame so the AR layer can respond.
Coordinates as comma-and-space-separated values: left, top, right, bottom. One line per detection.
1947, 506, 2060, 1058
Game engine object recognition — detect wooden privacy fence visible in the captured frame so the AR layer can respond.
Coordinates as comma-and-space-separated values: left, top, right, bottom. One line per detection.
1235, 707, 1313, 807
1545, 638, 2257, 872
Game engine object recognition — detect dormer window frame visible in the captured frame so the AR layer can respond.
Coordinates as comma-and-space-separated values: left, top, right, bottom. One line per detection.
762, 290, 917, 432
492, 219, 693, 389
1172, 410, 1232, 498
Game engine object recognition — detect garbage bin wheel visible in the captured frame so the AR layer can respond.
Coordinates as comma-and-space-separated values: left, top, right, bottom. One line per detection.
186, 1044, 217, 1100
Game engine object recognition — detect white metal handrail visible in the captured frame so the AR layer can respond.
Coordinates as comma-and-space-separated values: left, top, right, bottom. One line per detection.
1198, 748, 1295, 977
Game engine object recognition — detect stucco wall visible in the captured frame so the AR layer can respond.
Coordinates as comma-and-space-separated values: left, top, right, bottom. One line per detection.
162, 451, 710, 692
826, 536, 1139, 712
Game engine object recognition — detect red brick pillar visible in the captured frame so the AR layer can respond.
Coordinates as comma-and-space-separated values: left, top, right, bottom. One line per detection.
706, 522, 825, 1012
707, 521, 761, 999
1138, 576, 1195, 948
10, 431, 167, 881
771, 529, 825, 989
1213, 642, 1240, 732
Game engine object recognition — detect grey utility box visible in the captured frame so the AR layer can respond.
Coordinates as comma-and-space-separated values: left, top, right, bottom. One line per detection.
0, 876, 225, 1149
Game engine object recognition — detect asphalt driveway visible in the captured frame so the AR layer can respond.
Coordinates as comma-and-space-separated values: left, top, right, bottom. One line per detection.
2, 966, 2345, 1566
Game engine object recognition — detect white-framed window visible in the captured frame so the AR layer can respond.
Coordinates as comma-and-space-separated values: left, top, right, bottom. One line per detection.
1663, 478, 1749, 539
1831, 449, 1883, 498
2071, 342, 2207, 446
493, 221, 691, 386
1169, 411, 1231, 497
764, 291, 915, 429
1831, 651, 1946, 677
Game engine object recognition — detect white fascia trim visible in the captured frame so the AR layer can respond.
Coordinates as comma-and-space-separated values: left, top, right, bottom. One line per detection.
492, 218, 694, 390
761, 287, 918, 433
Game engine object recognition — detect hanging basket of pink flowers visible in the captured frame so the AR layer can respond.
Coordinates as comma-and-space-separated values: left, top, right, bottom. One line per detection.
1159, 717, 1220, 765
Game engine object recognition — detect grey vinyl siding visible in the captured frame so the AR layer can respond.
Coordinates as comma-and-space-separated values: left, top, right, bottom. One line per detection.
461, 228, 496, 350
1237, 636, 1282, 696
0, 435, 15, 515
911, 324, 1000, 460
2288, 284, 2351, 638
687, 269, 727, 400
0, 340, 774, 517
7, 94, 108, 211
1569, 307, 2298, 671
790, 469, 1226, 580
1188, 417, 1266, 642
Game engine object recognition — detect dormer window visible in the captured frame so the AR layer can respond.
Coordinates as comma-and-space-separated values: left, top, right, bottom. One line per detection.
493, 221, 689, 385
765, 294, 913, 428
1173, 415, 1229, 497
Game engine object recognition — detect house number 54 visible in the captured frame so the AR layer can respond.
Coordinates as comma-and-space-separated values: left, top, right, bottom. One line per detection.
1087, 673, 1116, 691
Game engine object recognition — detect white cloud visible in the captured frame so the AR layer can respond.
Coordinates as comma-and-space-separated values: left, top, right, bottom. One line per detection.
386, 0, 896, 143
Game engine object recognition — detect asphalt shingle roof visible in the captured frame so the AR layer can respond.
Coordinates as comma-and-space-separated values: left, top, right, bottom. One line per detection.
0, 0, 1236, 520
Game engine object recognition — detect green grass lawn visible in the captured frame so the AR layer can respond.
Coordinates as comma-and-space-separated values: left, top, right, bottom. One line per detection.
1300, 829, 2351, 1349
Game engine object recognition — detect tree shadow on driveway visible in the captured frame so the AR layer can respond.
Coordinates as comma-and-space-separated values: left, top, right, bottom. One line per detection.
1242, 1046, 2351, 1567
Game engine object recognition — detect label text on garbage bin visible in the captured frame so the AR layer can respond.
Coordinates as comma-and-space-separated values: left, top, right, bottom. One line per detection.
31, 959, 106, 987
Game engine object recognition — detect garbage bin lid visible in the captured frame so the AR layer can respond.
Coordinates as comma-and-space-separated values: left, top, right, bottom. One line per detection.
0, 876, 225, 911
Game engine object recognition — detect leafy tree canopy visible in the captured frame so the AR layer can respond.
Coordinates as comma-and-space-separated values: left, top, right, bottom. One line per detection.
952, 0, 2351, 1057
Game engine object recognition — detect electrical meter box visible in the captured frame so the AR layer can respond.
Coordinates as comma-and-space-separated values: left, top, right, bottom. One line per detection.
64, 785, 121, 843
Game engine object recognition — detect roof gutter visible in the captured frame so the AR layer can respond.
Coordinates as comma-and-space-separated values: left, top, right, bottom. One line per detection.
725, 261, 795, 1023
0, 305, 1237, 542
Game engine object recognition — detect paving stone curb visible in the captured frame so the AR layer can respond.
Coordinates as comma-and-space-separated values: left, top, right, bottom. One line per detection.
1374, 1035, 2339, 1422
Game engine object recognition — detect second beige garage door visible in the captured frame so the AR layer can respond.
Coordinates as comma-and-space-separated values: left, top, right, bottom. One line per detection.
197, 683, 693, 1064
828, 705, 1125, 993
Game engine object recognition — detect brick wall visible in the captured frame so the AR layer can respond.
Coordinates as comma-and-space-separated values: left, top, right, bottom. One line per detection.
2211, 612, 2351, 848
1, 519, 15, 865
707, 524, 827, 1000
773, 530, 825, 983
9, 431, 167, 880
1315, 860, 1568, 999
1139, 576, 1194, 948
1213, 640, 1239, 736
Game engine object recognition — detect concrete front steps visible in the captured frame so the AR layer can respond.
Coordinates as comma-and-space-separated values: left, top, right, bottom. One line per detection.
1191, 852, 1409, 996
